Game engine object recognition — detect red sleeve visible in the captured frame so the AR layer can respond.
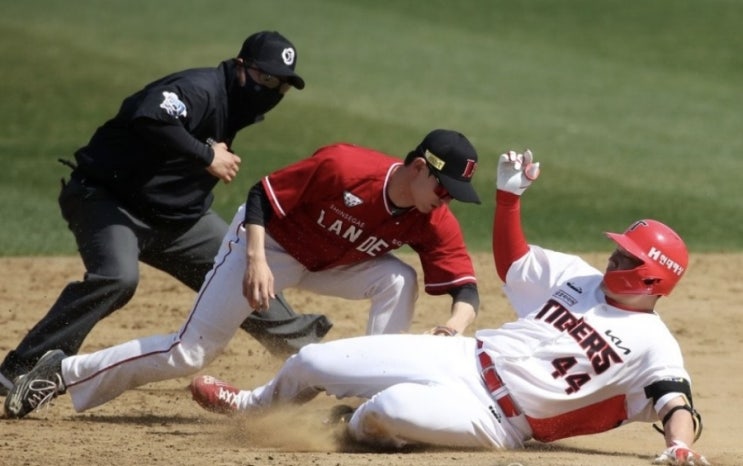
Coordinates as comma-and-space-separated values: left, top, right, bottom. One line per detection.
261, 147, 331, 217
493, 190, 530, 282
410, 207, 476, 295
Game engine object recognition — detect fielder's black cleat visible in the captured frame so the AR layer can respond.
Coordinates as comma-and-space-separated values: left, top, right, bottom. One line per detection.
4, 349, 67, 419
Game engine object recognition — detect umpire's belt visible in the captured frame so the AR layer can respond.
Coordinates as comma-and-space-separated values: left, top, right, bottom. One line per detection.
476, 339, 521, 418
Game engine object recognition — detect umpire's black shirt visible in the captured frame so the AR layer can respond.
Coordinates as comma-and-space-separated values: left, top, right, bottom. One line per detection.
73, 60, 276, 224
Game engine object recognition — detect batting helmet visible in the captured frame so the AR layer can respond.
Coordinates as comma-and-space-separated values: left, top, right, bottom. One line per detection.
603, 219, 688, 296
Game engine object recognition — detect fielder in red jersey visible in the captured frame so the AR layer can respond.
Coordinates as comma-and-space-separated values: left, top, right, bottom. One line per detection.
263, 143, 470, 274
244, 128, 482, 335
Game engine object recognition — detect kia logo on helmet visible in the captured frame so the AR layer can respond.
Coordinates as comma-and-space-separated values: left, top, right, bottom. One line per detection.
647, 247, 685, 277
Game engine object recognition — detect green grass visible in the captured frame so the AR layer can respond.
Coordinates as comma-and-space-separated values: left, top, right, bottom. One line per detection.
0, 0, 740, 255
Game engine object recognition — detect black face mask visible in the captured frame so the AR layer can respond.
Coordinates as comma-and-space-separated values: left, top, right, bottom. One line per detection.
228, 68, 284, 131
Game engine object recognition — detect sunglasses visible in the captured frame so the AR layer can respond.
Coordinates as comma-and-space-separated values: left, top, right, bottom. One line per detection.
427, 165, 452, 200
247, 65, 288, 89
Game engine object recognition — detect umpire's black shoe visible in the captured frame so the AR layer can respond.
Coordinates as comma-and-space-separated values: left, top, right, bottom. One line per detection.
4, 350, 67, 419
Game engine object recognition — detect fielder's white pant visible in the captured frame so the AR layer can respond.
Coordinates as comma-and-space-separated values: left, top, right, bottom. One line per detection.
232, 334, 531, 449
62, 205, 418, 411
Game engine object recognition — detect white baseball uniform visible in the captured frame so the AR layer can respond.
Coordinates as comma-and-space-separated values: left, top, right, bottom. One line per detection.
220, 244, 690, 448
61, 143, 476, 411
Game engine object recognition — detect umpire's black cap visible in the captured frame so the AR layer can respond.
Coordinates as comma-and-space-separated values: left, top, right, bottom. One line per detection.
238, 31, 305, 90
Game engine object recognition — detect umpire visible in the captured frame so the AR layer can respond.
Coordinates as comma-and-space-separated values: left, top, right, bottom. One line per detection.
0, 31, 332, 393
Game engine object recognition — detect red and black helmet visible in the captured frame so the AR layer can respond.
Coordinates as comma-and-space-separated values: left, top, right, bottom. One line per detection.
603, 219, 688, 296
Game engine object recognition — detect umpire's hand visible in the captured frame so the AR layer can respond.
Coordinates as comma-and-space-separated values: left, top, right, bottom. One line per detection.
208, 141, 242, 183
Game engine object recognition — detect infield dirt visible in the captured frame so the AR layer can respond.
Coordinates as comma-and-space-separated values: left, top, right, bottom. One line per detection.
1, 253, 740, 465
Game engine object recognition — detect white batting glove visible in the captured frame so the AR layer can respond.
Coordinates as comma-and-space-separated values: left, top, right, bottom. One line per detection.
653, 441, 711, 465
496, 149, 540, 196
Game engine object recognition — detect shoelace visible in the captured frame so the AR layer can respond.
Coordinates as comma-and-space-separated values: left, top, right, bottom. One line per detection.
217, 387, 240, 410
26, 374, 64, 412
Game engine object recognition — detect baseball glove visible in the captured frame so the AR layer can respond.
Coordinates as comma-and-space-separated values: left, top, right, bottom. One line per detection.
426, 325, 458, 336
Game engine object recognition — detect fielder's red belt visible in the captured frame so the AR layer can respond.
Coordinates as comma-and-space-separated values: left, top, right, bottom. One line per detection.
476, 339, 521, 418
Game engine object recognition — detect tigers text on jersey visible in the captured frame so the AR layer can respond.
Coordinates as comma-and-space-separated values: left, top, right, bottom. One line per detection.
262, 143, 475, 294
476, 245, 690, 442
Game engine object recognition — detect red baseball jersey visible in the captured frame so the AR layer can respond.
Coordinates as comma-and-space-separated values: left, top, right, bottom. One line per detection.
262, 143, 476, 295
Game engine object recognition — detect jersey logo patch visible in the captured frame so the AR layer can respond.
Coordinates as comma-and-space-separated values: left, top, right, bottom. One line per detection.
343, 191, 363, 207
159, 91, 187, 118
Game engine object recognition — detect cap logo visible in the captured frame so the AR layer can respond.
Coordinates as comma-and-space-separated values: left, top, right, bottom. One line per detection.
462, 159, 477, 179
424, 150, 445, 171
281, 48, 295, 66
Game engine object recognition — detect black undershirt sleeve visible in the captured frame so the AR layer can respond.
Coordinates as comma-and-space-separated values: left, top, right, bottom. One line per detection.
243, 181, 273, 226
448, 283, 480, 314
131, 118, 214, 166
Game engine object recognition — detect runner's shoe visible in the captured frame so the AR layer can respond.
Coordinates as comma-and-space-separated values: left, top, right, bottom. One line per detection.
190, 375, 242, 414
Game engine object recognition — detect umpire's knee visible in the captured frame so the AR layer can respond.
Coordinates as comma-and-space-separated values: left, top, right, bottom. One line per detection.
91, 269, 140, 308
